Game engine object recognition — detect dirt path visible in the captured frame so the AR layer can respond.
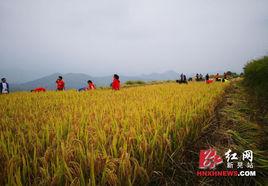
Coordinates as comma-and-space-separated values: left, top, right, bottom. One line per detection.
196, 81, 268, 185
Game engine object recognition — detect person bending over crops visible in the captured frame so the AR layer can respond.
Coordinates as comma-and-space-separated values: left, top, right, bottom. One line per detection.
111, 74, 120, 90
56, 76, 65, 91
222, 72, 227, 82
78, 87, 86, 91
0, 78, 9, 94
31, 87, 46, 92
78, 80, 96, 91
87, 80, 96, 90
205, 74, 213, 84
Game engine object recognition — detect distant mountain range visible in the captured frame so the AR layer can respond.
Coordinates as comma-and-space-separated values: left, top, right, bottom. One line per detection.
10, 71, 181, 91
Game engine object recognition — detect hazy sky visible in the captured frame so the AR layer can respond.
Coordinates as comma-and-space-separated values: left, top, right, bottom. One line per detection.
0, 0, 268, 82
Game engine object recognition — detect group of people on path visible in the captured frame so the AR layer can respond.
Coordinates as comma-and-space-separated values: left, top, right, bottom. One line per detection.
203, 73, 229, 83
215, 73, 228, 82
176, 73, 188, 84
176, 72, 229, 84
196, 73, 204, 81
204, 73, 229, 83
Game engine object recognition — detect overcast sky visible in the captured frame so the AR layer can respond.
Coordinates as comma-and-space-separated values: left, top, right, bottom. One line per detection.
0, 0, 268, 82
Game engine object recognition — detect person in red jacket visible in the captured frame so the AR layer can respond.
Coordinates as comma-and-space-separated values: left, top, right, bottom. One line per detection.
56, 76, 65, 91
31, 87, 46, 92
111, 74, 120, 90
87, 80, 96, 90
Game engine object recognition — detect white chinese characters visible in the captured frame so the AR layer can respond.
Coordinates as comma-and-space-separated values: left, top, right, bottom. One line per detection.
224, 149, 254, 169
242, 150, 253, 162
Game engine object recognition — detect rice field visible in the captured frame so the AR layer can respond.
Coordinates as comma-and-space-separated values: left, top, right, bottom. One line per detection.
0, 82, 228, 185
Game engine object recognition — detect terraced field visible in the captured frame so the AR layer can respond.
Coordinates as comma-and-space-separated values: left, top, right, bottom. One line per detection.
0, 82, 228, 185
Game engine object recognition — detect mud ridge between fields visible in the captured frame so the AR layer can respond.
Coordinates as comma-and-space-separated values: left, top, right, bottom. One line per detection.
191, 81, 268, 185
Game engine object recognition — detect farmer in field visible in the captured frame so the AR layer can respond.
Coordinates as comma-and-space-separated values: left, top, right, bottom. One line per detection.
31, 87, 46, 92
183, 75, 187, 84
78, 80, 96, 91
215, 73, 220, 81
180, 73, 184, 82
56, 76, 65, 91
196, 73, 199, 81
205, 73, 210, 84
78, 87, 85, 91
222, 72, 227, 82
87, 80, 96, 90
111, 74, 120, 90
205, 74, 209, 81
200, 74, 203, 81
205, 74, 213, 84
176, 73, 188, 84
0, 78, 9, 94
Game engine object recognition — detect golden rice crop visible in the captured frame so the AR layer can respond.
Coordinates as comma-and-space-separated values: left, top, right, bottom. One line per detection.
0, 82, 227, 185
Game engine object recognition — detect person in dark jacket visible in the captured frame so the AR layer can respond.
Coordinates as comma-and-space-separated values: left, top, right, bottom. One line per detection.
205, 74, 209, 81
200, 74, 203, 80
196, 73, 199, 81
205, 74, 213, 84
222, 72, 227, 82
183, 75, 187, 84
176, 73, 188, 84
180, 73, 184, 82
0, 78, 9, 94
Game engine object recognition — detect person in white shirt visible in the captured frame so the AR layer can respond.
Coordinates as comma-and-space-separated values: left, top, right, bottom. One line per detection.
0, 78, 9, 94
